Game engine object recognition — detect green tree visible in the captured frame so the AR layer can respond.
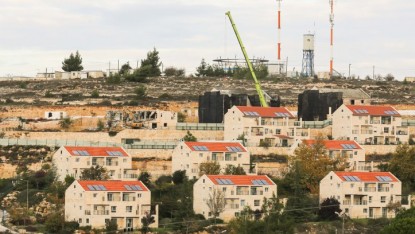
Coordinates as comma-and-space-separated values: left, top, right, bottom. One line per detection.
164, 67, 185, 77
106, 73, 122, 84
196, 59, 208, 77
134, 85, 147, 99
172, 170, 187, 185
119, 62, 132, 76
64, 175, 75, 186
105, 219, 118, 232
59, 117, 73, 131
388, 144, 415, 192
381, 207, 415, 233
183, 131, 197, 141
178, 112, 186, 123
79, 166, 110, 180
97, 119, 105, 131
292, 137, 347, 194
141, 212, 155, 234
317, 197, 341, 221
137, 48, 161, 77
91, 89, 99, 98
139, 172, 152, 188
199, 161, 221, 176
62, 51, 83, 72
224, 165, 246, 175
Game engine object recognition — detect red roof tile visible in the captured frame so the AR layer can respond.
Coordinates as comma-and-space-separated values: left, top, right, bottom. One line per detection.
334, 171, 399, 182
78, 180, 148, 192
303, 140, 362, 150
236, 106, 295, 118
345, 105, 400, 117
207, 175, 275, 186
64, 146, 129, 157
185, 142, 247, 152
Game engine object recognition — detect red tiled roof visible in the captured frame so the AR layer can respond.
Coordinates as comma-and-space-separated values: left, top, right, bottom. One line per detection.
345, 105, 400, 117
64, 146, 129, 157
334, 171, 399, 182
303, 140, 362, 150
78, 180, 148, 191
207, 175, 275, 186
236, 106, 295, 118
185, 142, 247, 152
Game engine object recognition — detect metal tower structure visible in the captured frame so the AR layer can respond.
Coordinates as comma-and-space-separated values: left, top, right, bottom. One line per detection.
301, 34, 315, 77
329, 0, 334, 76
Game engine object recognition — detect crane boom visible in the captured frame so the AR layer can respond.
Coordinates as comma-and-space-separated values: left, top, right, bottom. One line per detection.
225, 11, 268, 107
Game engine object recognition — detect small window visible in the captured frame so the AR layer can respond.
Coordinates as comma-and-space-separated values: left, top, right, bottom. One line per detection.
86, 218, 89, 224
330, 176, 332, 180
93, 193, 97, 198
111, 206, 116, 213
203, 179, 205, 183
79, 218, 82, 223
345, 208, 349, 213
381, 196, 386, 203
350, 184, 354, 188
363, 209, 367, 213
79, 206, 82, 210
223, 187, 227, 192
137, 194, 142, 198
265, 188, 269, 192
354, 151, 357, 155
164, 123, 167, 127
126, 206, 132, 213
254, 200, 260, 206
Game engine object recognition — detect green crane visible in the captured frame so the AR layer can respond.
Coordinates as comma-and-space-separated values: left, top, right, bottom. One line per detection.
225, 11, 269, 107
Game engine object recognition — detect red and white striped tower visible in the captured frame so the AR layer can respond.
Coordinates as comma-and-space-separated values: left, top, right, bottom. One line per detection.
329, 0, 334, 76
277, 0, 282, 61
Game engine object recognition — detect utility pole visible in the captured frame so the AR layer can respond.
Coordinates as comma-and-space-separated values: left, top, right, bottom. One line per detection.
373, 65, 375, 80
117, 60, 120, 73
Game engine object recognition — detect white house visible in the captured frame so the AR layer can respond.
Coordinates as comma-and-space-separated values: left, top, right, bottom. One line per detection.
44, 111, 67, 120
320, 171, 410, 219
332, 104, 409, 145
53, 146, 137, 181
193, 175, 277, 221
171, 141, 252, 179
224, 106, 307, 147
65, 180, 158, 231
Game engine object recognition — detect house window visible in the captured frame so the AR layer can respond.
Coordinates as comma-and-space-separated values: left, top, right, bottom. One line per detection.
126, 206, 132, 213
137, 193, 142, 198
238, 154, 242, 158
354, 151, 357, 155
345, 208, 349, 213
93, 193, 97, 198
76, 158, 80, 162
203, 179, 205, 183
384, 127, 389, 133
265, 188, 268, 192
164, 123, 167, 127
212, 153, 218, 161
369, 196, 372, 203
254, 200, 260, 206
381, 196, 386, 203
86, 218, 89, 224
223, 187, 227, 192
240, 200, 245, 207
275, 129, 281, 134
79, 206, 82, 210
107, 193, 113, 201
111, 206, 116, 213
199, 153, 203, 158
363, 209, 367, 213
225, 153, 231, 161
79, 218, 82, 223
351, 184, 354, 188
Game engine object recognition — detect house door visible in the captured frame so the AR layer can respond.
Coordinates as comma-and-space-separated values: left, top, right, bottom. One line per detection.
126, 218, 133, 229
369, 208, 373, 218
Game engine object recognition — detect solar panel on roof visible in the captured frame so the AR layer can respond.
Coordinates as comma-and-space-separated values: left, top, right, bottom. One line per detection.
260, 180, 269, 185
252, 180, 259, 185
375, 176, 384, 182
98, 185, 106, 191
343, 176, 351, 181
93, 185, 101, 191
73, 150, 80, 155
252, 112, 259, 116
381, 176, 392, 182
87, 185, 95, 191
133, 185, 143, 191
350, 144, 357, 149
352, 176, 360, 181
216, 178, 224, 185
235, 146, 242, 152
124, 185, 132, 190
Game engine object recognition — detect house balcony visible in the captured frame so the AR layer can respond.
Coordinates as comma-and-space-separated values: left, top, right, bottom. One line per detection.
364, 187, 376, 192
93, 210, 109, 215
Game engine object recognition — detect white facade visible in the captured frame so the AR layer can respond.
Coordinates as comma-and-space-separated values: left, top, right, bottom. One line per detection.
320, 171, 410, 219
171, 141, 252, 180
193, 175, 277, 221
303, 34, 315, 51
44, 111, 67, 120
65, 180, 158, 230
332, 104, 409, 145
53, 146, 137, 181
224, 106, 307, 147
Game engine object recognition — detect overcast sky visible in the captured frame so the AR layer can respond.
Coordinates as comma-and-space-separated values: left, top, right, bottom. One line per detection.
0, 0, 414, 79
